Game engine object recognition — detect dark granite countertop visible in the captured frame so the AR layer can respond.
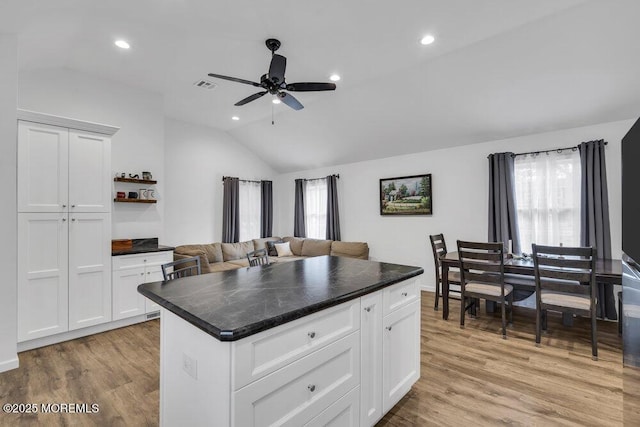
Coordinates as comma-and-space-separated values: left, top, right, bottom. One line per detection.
138, 255, 423, 341
112, 238, 175, 256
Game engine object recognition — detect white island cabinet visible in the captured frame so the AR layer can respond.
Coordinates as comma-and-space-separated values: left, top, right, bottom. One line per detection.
158, 277, 421, 427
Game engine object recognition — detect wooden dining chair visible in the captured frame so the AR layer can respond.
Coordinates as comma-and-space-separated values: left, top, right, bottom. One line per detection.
457, 240, 514, 338
532, 244, 598, 360
161, 256, 201, 281
429, 234, 461, 311
246, 249, 270, 267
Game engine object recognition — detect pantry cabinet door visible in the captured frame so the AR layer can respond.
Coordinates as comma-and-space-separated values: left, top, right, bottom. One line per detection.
68, 130, 111, 213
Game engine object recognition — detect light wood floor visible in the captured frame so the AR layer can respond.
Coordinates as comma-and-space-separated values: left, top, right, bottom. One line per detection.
1, 292, 638, 426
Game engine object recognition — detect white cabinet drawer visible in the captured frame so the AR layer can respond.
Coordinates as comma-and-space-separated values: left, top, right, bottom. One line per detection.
113, 251, 173, 270
305, 386, 360, 427
234, 332, 360, 427
234, 299, 360, 390
383, 279, 419, 315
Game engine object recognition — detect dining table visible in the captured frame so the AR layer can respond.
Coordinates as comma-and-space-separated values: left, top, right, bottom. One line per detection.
440, 251, 623, 321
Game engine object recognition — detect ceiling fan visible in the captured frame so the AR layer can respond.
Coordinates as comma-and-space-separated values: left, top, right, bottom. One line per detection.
208, 38, 336, 111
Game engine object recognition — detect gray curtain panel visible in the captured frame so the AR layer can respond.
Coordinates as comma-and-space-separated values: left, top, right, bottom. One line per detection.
260, 180, 273, 238
222, 177, 240, 243
579, 139, 615, 319
488, 152, 521, 254
326, 175, 341, 241
294, 179, 306, 237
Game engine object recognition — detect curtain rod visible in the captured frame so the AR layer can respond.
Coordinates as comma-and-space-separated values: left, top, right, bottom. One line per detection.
486, 140, 608, 159
301, 174, 340, 182
221, 176, 271, 184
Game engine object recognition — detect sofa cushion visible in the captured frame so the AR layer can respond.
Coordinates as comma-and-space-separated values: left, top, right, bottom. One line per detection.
174, 249, 209, 271
207, 262, 244, 273
330, 241, 369, 260
253, 237, 282, 252
275, 242, 294, 257
266, 239, 285, 256
283, 237, 304, 256
175, 243, 222, 263
227, 259, 251, 268
301, 239, 333, 257
221, 241, 255, 261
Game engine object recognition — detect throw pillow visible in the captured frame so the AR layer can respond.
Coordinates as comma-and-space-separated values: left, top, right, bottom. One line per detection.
275, 242, 293, 257
267, 239, 285, 256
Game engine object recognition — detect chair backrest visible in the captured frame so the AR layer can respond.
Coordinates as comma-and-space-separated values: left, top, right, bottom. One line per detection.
247, 249, 270, 267
429, 234, 447, 283
532, 244, 596, 297
162, 256, 201, 281
457, 240, 505, 289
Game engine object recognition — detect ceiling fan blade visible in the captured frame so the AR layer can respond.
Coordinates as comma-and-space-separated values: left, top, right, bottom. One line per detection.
286, 82, 337, 92
208, 73, 261, 87
268, 54, 287, 84
279, 92, 304, 111
234, 91, 268, 106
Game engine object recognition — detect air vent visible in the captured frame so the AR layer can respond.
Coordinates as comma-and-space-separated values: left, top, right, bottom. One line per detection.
193, 79, 217, 90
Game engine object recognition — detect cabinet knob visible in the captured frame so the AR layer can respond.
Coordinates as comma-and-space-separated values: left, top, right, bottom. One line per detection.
308, 331, 316, 339
62, 204, 67, 208
386, 326, 393, 331
71, 218, 76, 222
140, 273, 144, 276
364, 306, 371, 312
71, 205, 76, 208
401, 292, 408, 297
147, 272, 151, 275
308, 384, 316, 392
62, 218, 66, 222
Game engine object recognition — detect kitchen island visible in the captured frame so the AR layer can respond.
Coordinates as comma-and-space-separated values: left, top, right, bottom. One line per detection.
139, 255, 423, 427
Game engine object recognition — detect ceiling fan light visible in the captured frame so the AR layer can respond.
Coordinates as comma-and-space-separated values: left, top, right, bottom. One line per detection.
329, 74, 341, 82
420, 35, 435, 45
232, 116, 239, 121
272, 98, 281, 104
115, 40, 130, 49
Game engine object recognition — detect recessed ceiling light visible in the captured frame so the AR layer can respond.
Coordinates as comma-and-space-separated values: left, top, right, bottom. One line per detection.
115, 40, 130, 49
329, 74, 341, 82
272, 98, 281, 104
232, 116, 239, 121
420, 35, 435, 45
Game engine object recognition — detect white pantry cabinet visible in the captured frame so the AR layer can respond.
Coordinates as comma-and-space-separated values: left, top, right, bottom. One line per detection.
16, 111, 118, 344
112, 251, 173, 320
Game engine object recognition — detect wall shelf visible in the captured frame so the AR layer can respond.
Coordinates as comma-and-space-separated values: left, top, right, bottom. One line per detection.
114, 198, 157, 204
114, 177, 157, 184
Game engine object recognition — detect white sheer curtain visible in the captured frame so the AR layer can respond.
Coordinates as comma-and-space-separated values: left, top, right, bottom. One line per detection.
305, 179, 327, 239
239, 181, 261, 241
514, 150, 581, 254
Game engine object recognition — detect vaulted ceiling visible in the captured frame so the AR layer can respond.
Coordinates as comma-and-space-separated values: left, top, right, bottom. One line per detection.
3, 0, 639, 172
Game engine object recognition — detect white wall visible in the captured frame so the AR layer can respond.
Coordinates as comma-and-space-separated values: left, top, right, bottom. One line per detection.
164, 118, 276, 246
0, 34, 18, 372
18, 69, 165, 240
273, 119, 630, 290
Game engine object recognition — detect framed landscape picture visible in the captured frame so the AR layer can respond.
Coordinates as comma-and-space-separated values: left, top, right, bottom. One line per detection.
380, 173, 432, 215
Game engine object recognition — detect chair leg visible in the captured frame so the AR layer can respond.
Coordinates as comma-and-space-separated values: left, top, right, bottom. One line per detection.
501, 298, 507, 339
460, 294, 466, 328
592, 312, 598, 361
535, 304, 541, 346
434, 280, 440, 311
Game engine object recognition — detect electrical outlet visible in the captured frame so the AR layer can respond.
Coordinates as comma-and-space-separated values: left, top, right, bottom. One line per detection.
182, 353, 197, 379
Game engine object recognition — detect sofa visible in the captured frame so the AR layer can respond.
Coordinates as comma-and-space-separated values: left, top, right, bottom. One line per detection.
173, 236, 369, 274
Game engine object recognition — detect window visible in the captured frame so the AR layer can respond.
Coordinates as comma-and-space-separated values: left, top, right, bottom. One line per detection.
305, 179, 327, 239
239, 180, 261, 241
514, 150, 581, 254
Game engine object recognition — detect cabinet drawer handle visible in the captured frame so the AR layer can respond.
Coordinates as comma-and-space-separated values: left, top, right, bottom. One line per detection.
308, 384, 316, 392
401, 292, 408, 297
364, 306, 371, 312
386, 326, 393, 331
308, 331, 316, 339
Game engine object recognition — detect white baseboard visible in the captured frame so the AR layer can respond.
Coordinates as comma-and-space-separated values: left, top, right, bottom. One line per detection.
17, 312, 160, 352
421, 283, 436, 293
0, 357, 19, 373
